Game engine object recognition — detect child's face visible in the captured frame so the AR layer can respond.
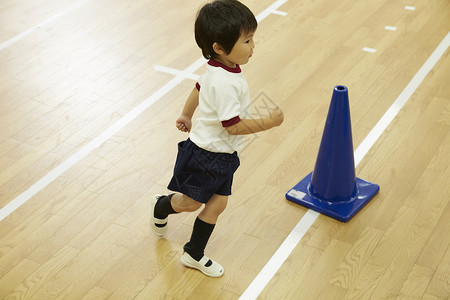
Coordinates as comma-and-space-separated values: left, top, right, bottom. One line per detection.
218, 31, 255, 68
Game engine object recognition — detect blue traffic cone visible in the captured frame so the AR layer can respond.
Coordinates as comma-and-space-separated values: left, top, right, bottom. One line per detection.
286, 85, 379, 222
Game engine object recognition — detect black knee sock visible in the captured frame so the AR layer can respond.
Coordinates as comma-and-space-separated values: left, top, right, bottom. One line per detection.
184, 217, 215, 262
154, 194, 177, 219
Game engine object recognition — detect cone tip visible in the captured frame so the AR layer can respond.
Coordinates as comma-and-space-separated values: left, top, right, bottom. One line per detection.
334, 85, 348, 92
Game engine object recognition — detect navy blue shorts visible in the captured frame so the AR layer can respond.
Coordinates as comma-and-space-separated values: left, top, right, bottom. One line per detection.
167, 139, 240, 204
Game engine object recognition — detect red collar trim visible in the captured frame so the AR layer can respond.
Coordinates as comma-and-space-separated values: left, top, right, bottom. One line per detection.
208, 59, 241, 73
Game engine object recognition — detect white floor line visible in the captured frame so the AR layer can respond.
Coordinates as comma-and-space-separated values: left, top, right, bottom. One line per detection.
239, 210, 320, 300
272, 10, 288, 16
256, 0, 289, 22
239, 31, 450, 300
384, 26, 397, 31
154, 65, 200, 81
0, 0, 93, 51
0, 0, 289, 219
362, 47, 377, 53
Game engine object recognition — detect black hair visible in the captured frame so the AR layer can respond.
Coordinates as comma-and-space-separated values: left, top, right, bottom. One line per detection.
195, 0, 257, 59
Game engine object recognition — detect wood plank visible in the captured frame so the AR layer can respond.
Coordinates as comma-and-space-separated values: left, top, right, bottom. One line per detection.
3, 246, 79, 299
426, 244, 450, 299
396, 264, 434, 300
0, 0, 449, 299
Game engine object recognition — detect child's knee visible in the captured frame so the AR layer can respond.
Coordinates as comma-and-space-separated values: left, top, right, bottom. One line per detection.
180, 195, 202, 212
172, 194, 202, 212
188, 199, 203, 211
207, 195, 228, 215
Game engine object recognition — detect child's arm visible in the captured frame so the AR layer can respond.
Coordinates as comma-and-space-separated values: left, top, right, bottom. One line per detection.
176, 87, 199, 132
225, 106, 284, 135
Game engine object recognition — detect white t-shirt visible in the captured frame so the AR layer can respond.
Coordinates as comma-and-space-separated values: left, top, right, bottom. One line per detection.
190, 59, 251, 154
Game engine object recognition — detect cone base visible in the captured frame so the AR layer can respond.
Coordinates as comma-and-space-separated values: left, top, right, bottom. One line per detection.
286, 172, 379, 222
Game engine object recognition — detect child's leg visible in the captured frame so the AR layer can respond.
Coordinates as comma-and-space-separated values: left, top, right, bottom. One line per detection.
184, 194, 228, 257
181, 194, 227, 277
151, 193, 202, 237
197, 194, 228, 224
154, 193, 202, 217
171, 193, 203, 213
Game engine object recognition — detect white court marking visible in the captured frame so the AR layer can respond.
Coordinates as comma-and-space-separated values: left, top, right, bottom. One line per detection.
154, 65, 200, 81
362, 47, 377, 53
385, 26, 397, 31
239, 31, 450, 300
271, 10, 288, 16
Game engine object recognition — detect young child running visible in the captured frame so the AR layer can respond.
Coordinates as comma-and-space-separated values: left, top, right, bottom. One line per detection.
151, 0, 284, 277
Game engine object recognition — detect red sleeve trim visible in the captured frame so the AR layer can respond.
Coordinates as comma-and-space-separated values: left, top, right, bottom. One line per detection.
221, 116, 241, 127
195, 82, 200, 91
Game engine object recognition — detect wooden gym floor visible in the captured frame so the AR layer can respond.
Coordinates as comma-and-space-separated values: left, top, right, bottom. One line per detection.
0, 0, 449, 299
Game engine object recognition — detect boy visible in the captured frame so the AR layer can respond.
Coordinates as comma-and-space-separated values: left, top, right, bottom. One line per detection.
151, 0, 284, 277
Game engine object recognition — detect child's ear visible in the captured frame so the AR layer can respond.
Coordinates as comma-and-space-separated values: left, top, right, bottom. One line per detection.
212, 42, 226, 55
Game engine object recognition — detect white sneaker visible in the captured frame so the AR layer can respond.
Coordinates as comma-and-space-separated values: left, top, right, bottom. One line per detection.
181, 252, 224, 277
150, 195, 168, 237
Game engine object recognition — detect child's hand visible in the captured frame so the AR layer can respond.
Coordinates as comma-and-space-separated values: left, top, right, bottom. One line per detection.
269, 106, 284, 127
176, 115, 192, 132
